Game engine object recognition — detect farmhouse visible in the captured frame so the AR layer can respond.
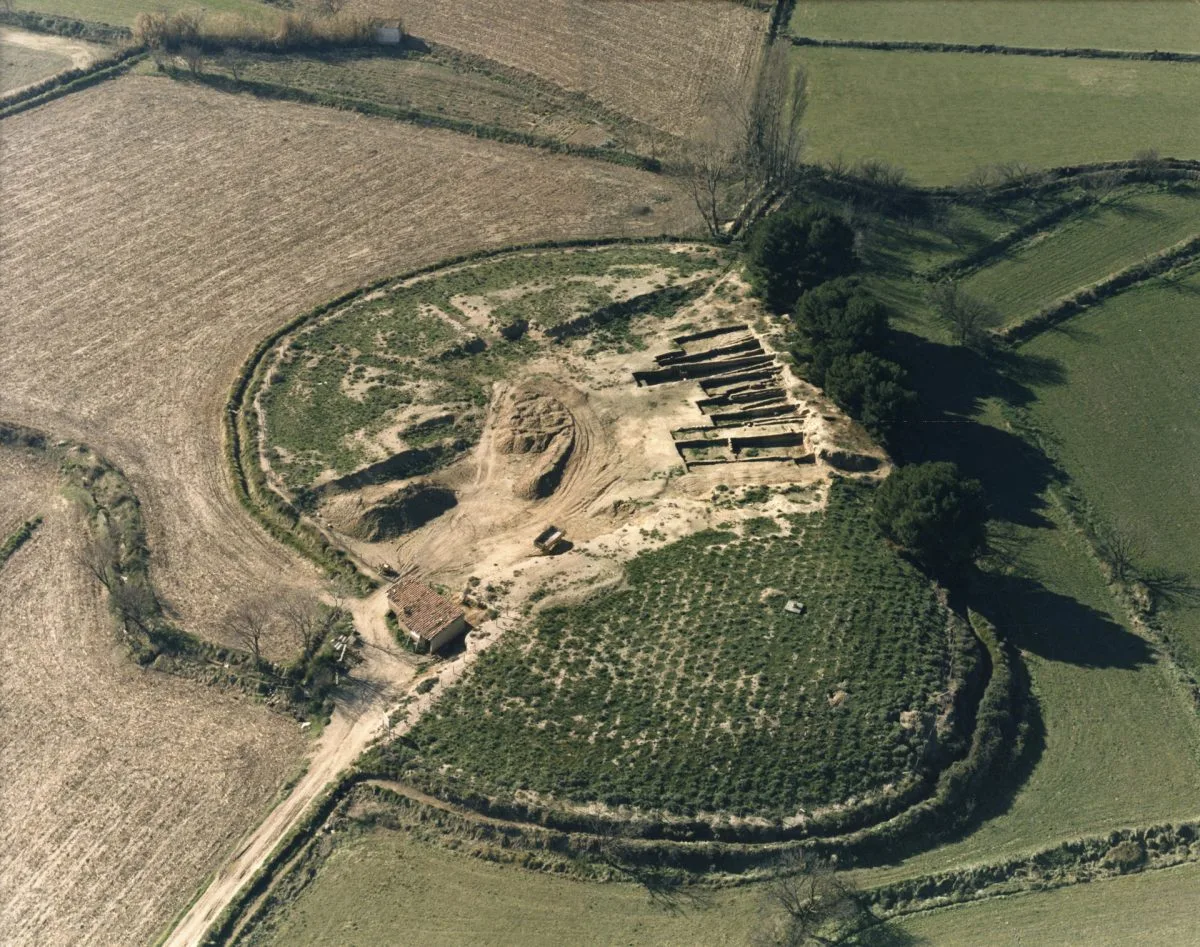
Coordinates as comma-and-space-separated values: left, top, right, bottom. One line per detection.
387, 578, 468, 653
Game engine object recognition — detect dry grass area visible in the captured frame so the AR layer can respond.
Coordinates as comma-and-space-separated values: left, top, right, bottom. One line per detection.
0, 74, 695, 657
0, 28, 107, 97
0, 444, 305, 946
352, 0, 769, 138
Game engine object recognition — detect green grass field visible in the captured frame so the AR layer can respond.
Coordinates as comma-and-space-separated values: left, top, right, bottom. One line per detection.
261, 246, 720, 491
896, 862, 1200, 945
0, 37, 73, 94
797, 48, 1200, 183
247, 824, 763, 947
386, 483, 965, 819
15, 0, 277, 27
857, 507, 1200, 886
789, 0, 1200, 52
963, 185, 1200, 325
1022, 269, 1200, 668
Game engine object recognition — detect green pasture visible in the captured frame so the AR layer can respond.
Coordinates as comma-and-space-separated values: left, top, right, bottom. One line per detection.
14, 0, 278, 28
247, 823, 762, 947
1022, 269, 1200, 667
963, 184, 1200, 325
896, 861, 1200, 946
789, 0, 1200, 53
260, 246, 721, 491
387, 482, 964, 818
797, 47, 1200, 183
858, 510, 1200, 886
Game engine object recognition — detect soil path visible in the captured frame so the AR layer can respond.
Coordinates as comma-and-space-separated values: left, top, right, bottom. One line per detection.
163, 589, 414, 947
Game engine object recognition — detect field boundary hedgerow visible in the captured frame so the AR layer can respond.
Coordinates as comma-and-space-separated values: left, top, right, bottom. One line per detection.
0, 8, 130, 44
788, 34, 1200, 64
0, 421, 347, 711
225, 237, 698, 593
0, 515, 42, 569
0, 48, 145, 119
159, 67, 663, 172
1000, 233, 1200, 342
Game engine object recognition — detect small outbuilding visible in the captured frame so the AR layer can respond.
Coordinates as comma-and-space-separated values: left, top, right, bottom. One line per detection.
534, 525, 566, 555
388, 578, 468, 653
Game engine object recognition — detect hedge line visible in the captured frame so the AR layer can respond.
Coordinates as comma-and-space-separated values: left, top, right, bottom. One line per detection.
0, 45, 143, 110
169, 68, 662, 172
923, 196, 1095, 283
197, 773, 360, 946
0, 52, 144, 120
226, 238, 698, 591
870, 821, 1200, 918
0, 515, 42, 569
1003, 233, 1200, 342
788, 34, 1200, 63
0, 9, 130, 43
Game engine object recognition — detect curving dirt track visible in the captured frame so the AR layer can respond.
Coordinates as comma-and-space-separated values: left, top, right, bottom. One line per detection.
352, 0, 769, 138
0, 445, 305, 946
0, 74, 695, 658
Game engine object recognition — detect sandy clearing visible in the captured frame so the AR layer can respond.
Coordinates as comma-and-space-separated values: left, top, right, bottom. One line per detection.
0, 26, 106, 70
0, 445, 306, 947
0, 74, 697, 658
352, 0, 770, 138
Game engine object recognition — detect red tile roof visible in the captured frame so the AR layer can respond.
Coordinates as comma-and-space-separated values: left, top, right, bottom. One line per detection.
387, 578, 464, 642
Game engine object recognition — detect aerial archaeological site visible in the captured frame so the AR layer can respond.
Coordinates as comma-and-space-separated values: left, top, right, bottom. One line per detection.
2, 0, 1200, 944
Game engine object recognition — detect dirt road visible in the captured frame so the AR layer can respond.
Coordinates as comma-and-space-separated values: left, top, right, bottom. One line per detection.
163, 590, 414, 947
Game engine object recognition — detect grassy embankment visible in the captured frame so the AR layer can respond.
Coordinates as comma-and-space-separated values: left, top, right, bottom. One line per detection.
796, 48, 1200, 183
789, 0, 1200, 51
896, 860, 1200, 946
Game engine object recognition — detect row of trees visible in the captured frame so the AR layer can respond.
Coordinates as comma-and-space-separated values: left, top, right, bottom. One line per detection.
744, 205, 916, 446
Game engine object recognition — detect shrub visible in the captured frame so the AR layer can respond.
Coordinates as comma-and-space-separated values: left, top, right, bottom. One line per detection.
873, 462, 988, 573
823, 352, 915, 443
791, 277, 890, 385
744, 206, 857, 314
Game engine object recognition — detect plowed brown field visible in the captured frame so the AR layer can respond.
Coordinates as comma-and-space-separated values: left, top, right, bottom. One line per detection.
353, 0, 769, 137
0, 74, 695, 657
0, 444, 305, 946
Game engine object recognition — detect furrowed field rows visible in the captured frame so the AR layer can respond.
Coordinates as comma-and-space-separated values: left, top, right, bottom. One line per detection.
0, 445, 303, 946
964, 185, 1200, 324
788, 0, 1200, 53
796, 48, 1200, 183
14, 0, 278, 26
350, 0, 769, 138
0, 74, 695, 657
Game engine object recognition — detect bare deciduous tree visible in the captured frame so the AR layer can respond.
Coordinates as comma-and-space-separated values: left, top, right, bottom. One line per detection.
1097, 524, 1143, 582
928, 280, 1003, 348
753, 852, 866, 947
738, 42, 808, 193
76, 528, 119, 593
180, 44, 205, 76
684, 139, 737, 240
279, 593, 337, 658
225, 598, 272, 666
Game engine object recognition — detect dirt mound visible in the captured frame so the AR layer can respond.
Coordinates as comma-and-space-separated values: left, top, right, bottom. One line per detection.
327, 482, 458, 541
496, 388, 578, 499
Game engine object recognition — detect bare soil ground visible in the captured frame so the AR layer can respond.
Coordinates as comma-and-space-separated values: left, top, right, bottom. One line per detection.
0, 28, 107, 97
0, 445, 305, 946
351, 0, 770, 138
0, 75, 696, 659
